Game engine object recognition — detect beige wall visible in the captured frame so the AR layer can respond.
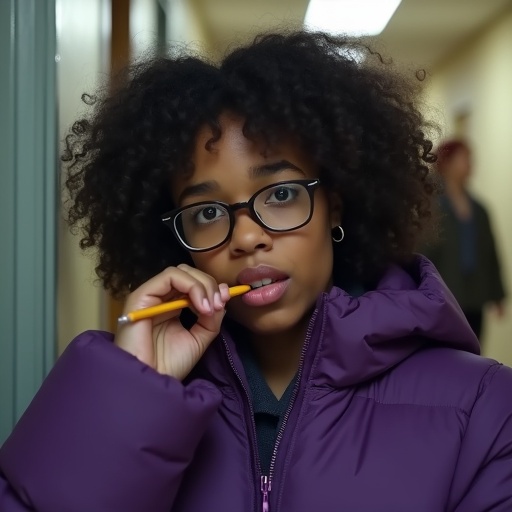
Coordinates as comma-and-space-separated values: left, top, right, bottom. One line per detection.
56, 0, 109, 353
166, 0, 213, 54
422, 7, 512, 364
130, 0, 158, 61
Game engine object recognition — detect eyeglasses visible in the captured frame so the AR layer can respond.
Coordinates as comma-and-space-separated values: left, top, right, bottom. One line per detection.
162, 179, 321, 252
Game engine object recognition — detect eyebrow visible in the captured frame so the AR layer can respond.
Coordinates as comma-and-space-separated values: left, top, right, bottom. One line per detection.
178, 181, 219, 203
178, 160, 305, 203
249, 160, 305, 179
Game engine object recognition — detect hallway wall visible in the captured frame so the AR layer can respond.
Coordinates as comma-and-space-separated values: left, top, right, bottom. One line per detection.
56, 0, 110, 353
422, 6, 512, 365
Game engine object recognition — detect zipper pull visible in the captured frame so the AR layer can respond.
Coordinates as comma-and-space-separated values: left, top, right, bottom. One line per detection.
261, 475, 271, 512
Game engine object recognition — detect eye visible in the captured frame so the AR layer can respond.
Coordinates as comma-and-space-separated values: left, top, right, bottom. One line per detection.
265, 185, 299, 205
189, 204, 227, 225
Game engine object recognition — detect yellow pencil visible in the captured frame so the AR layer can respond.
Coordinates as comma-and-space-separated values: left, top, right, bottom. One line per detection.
117, 284, 251, 325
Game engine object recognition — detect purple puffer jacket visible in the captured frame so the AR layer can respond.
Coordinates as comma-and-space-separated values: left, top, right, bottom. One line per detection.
1, 256, 512, 512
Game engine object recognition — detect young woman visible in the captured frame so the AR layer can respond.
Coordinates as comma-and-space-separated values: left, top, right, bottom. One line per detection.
1, 31, 511, 512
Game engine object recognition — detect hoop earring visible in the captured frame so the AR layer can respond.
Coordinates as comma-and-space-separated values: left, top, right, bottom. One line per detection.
331, 225, 344, 243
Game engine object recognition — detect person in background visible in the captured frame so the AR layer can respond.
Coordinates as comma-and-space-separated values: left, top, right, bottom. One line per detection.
423, 139, 506, 341
1, 32, 512, 512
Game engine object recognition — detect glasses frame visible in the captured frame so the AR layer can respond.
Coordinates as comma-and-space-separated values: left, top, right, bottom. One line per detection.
162, 179, 321, 252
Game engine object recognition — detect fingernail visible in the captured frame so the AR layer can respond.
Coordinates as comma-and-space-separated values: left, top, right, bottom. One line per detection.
202, 298, 212, 314
213, 292, 223, 310
219, 283, 230, 302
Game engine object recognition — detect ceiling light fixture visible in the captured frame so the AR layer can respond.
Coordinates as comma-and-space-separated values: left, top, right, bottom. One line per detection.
304, 0, 403, 36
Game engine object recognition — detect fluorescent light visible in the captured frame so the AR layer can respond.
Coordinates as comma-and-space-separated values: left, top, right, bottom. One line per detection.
304, 0, 402, 36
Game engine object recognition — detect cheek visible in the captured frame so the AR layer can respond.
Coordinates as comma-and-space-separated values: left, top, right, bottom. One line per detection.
305, 207, 335, 278
286, 219, 334, 278
190, 253, 213, 273
309, 230, 334, 271
190, 252, 229, 283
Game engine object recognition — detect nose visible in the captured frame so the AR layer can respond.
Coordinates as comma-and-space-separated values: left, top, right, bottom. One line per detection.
229, 210, 273, 255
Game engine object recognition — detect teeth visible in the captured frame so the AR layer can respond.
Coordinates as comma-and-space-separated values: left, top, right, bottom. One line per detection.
249, 278, 275, 289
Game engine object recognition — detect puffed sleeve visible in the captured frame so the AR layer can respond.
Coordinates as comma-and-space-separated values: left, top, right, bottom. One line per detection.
0, 330, 222, 512
449, 363, 512, 511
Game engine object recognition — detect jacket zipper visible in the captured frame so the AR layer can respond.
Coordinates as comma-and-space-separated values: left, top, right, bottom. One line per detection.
261, 475, 271, 512
264, 309, 318, 512
223, 308, 319, 512
222, 337, 264, 511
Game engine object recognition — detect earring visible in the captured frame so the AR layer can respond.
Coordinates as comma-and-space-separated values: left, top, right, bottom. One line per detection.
331, 225, 344, 243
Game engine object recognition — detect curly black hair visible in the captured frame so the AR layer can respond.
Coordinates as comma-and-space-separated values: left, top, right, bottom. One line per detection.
63, 30, 437, 298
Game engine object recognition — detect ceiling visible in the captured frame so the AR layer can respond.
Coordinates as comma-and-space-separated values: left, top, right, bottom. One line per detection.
191, 0, 512, 68
372, 0, 512, 68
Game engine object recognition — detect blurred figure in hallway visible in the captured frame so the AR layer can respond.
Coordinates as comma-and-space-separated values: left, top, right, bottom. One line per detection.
424, 139, 506, 342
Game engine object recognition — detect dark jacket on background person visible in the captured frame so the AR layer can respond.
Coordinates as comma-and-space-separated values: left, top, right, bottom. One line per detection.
1, 256, 512, 512
423, 194, 506, 311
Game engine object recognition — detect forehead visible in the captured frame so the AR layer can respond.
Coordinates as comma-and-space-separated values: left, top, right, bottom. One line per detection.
193, 115, 257, 169
172, 114, 316, 193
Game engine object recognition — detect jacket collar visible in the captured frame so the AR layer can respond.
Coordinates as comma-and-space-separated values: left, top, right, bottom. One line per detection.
307, 255, 480, 387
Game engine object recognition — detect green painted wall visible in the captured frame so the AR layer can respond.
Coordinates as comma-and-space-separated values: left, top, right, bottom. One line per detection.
0, 0, 57, 444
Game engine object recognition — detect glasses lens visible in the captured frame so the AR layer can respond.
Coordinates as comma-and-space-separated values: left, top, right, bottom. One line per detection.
254, 182, 312, 230
175, 203, 230, 250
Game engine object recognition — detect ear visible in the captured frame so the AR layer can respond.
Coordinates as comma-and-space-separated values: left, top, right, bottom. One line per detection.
328, 192, 343, 229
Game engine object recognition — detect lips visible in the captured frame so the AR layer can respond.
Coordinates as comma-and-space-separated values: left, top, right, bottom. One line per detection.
236, 266, 289, 289
236, 266, 291, 307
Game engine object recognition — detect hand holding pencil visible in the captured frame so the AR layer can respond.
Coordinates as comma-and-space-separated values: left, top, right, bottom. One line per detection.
114, 266, 249, 380
118, 285, 251, 324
